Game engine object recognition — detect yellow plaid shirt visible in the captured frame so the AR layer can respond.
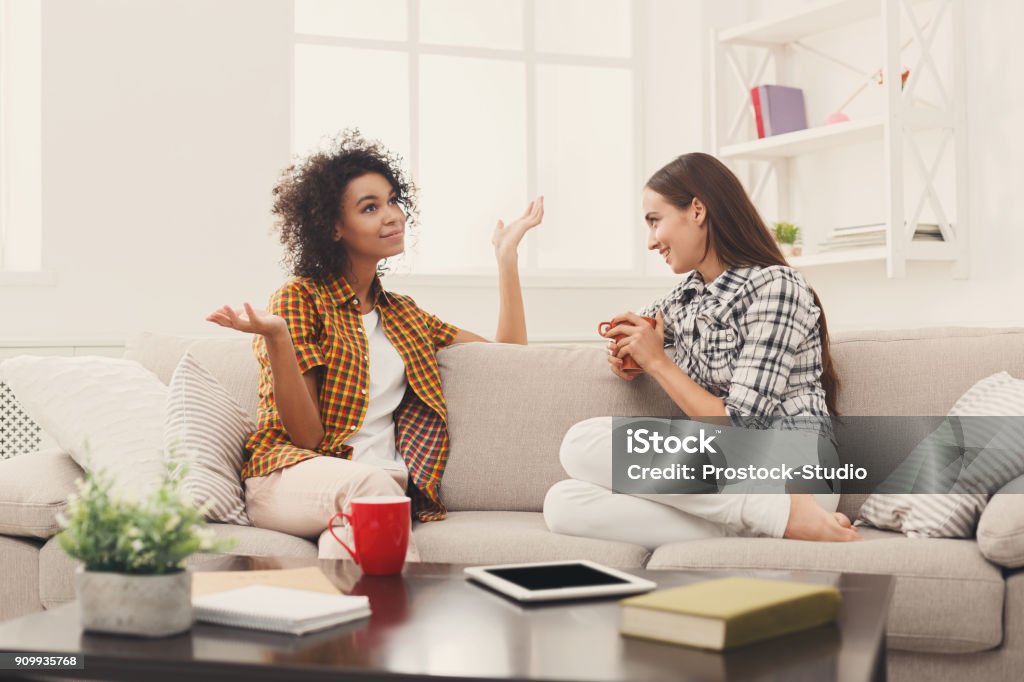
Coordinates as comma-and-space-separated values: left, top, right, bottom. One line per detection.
242, 273, 459, 521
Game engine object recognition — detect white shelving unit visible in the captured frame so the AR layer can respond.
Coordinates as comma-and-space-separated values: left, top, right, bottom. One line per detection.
710, 0, 968, 278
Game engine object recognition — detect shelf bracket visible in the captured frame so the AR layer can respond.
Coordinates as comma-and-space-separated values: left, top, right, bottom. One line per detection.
900, 0, 952, 111
906, 129, 955, 243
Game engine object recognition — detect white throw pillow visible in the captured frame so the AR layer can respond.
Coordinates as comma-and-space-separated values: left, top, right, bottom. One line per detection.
856, 372, 1024, 538
0, 356, 167, 495
165, 352, 254, 525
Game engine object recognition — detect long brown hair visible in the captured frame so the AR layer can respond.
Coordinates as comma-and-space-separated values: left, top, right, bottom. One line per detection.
646, 153, 841, 416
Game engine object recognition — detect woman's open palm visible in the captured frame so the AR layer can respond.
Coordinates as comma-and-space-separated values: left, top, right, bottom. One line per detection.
206, 303, 286, 337
492, 196, 544, 257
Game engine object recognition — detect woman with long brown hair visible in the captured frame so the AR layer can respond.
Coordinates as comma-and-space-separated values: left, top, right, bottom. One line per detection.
543, 152, 861, 546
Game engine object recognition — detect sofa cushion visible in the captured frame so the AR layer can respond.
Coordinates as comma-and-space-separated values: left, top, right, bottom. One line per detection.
413, 511, 650, 568
856, 371, 1024, 538
124, 333, 259, 422
977, 475, 1024, 568
646, 527, 1003, 654
0, 448, 83, 538
830, 327, 1024, 416
889, 570, 1024, 682
0, 356, 168, 496
165, 353, 254, 525
38, 524, 317, 608
829, 327, 1024, 521
183, 338, 260, 423
438, 343, 682, 513
123, 332, 196, 384
0, 536, 43, 621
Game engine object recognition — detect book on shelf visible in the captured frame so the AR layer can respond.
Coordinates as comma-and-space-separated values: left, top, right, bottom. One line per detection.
192, 584, 371, 635
619, 576, 840, 650
750, 85, 807, 138
750, 87, 766, 138
819, 222, 943, 250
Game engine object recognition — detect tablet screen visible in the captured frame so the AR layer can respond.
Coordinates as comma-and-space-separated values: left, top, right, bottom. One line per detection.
484, 563, 631, 591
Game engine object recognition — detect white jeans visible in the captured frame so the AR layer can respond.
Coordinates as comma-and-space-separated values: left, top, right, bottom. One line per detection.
542, 417, 840, 550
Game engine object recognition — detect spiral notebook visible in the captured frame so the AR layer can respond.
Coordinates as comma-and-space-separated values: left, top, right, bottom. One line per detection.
192, 584, 371, 635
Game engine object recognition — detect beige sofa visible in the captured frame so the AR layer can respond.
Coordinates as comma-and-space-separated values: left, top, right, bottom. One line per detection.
2, 327, 1023, 681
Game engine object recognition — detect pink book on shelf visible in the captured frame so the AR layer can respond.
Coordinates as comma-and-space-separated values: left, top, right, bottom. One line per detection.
760, 85, 807, 137
750, 86, 765, 139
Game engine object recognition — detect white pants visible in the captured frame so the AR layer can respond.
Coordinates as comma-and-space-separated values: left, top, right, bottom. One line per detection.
245, 456, 419, 562
542, 417, 840, 550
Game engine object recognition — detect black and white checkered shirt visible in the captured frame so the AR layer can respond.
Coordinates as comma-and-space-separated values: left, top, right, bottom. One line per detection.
641, 265, 830, 426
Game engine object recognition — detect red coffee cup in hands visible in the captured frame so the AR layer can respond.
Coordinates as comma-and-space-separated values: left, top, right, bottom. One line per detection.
598, 315, 657, 374
328, 496, 411, 576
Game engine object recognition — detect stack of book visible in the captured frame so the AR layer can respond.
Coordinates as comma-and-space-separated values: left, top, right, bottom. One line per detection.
819, 222, 943, 251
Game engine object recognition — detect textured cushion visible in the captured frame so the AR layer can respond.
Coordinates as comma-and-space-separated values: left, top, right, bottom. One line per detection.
647, 527, 1004, 654
977, 474, 1024, 568
438, 343, 682, 512
122, 332, 196, 384
0, 536, 43, 621
0, 448, 83, 538
830, 327, 1024, 417
856, 371, 1024, 538
0, 356, 167, 495
38, 524, 317, 608
413, 511, 650, 568
166, 353, 255, 525
182, 337, 260, 423
888, 570, 1024, 682
830, 327, 1024, 520
124, 333, 259, 421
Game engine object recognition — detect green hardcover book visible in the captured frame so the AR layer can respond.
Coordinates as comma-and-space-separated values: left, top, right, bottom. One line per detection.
619, 577, 840, 650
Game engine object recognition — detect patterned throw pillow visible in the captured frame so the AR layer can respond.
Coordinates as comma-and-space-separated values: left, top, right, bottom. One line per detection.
856, 372, 1024, 538
165, 352, 255, 525
0, 382, 42, 460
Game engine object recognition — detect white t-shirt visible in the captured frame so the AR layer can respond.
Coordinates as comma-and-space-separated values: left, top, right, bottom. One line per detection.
346, 309, 408, 474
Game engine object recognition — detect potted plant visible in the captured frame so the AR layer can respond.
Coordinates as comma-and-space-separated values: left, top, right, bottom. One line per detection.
57, 461, 232, 637
772, 222, 802, 258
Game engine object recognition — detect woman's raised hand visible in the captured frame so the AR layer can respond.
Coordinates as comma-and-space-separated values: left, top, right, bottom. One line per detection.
492, 196, 544, 261
206, 303, 287, 338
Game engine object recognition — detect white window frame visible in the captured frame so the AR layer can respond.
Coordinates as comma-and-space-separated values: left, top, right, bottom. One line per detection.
292, 0, 675, 290
0, 0, 49, 285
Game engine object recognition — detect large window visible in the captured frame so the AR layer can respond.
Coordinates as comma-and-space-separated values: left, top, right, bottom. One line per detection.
0, 0, 42, 275
293, 0, 646, 277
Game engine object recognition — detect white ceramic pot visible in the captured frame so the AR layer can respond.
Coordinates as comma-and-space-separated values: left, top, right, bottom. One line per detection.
76, 568, 193, 637
778, 241, 802, 258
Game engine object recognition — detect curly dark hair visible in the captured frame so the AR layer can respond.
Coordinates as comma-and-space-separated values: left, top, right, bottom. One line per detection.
272, 129, 418, 280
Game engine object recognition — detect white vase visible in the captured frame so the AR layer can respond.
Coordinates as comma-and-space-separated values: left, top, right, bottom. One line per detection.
76, 567, 193, 637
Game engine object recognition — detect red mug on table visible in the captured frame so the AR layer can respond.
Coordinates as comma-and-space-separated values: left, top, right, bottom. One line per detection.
329, 496, 411, 576
598, 315, 657, 373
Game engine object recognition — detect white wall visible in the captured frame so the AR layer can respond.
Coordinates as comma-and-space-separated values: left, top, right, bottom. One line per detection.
743, 0, 1024, 329
2, 0, 292, 344
1, 0, 1021, 349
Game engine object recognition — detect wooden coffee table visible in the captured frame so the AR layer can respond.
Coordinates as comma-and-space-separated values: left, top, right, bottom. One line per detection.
0, 555, 893, 682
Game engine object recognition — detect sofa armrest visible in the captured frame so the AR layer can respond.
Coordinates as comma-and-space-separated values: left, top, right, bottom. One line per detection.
0, 448, 83, 539
977, 491, 1024, 569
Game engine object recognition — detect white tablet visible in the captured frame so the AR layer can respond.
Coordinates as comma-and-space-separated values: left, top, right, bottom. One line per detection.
464, 560, 657, 602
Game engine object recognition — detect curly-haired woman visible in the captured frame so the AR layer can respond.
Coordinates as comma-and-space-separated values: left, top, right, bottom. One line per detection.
207, 131, 542, 559
543, 152, 862, 547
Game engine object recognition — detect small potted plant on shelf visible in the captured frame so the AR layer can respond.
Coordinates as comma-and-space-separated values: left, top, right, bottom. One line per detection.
772, 222, 802, 258
57, 459, 232, 637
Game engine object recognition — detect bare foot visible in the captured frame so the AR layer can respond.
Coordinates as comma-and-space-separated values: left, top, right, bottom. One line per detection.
784, 494, 862, 542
